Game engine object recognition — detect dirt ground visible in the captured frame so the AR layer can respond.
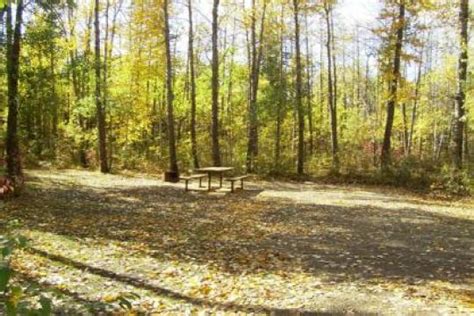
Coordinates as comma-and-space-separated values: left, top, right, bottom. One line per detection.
1, 169, 473, 314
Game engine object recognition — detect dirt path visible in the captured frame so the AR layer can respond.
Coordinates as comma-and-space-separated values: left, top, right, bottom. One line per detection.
1, 169, 473, 314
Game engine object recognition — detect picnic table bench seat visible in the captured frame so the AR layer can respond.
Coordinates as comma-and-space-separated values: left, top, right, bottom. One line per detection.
225, 175, 249, 192
180, 174, 206, 191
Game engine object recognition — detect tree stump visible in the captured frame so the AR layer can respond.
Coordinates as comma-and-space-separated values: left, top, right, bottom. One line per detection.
163, 171, 180, 183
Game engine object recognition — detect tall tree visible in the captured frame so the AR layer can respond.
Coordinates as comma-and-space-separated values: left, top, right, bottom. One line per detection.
94, 0, 109, 173
293, 0, 304, 175
380, 2, 405, 172
211, 0, 221, 166
451, 0, 469, 170
305, 12, 314, 156
187, 0, 199, 169
163, 0, 178, 178
225, 14, 237, 165
324, 1, 339, 171
408, 44, 424, 155
104, 0, 123, 169
246, 0, 267, 173
274, 3, 285, 170
5, 0, 24, 180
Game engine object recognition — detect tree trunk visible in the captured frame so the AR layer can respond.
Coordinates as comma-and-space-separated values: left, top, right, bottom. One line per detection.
293, 0, 304, 175
402, 103, 408, 155
49, 49, 58, 156
246, 0, 258, 173
319, 19, 325, 122
408, 47, 423, 156
305, 13, 314, 156
163, 0, 179, 179
226, 17, 237, 165
356, 27, 361, 106
451, 0, 468, 170
187, 0, 199, 169
103, 0, 110, 110
211, 0, 221, 166
67, 2, 88, 167
103, 0, 111, 169
381, 2, 405, 172
274, 4, 285, 171
246, 0, 267, 173
105, 0, 123, 170
464, 121, 469, 165
324, 3, 339, 171
5, 0, 24, 180
94, 0, 109, 173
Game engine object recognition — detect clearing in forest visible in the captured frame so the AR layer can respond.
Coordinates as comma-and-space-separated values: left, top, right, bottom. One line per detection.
1, 169, 473, 314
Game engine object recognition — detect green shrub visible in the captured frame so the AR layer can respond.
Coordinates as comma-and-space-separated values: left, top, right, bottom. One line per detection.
431, 168, 471, 196
0, 220, 52, 315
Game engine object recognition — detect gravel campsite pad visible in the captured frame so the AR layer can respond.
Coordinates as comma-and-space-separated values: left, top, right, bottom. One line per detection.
1, 169, 473, 314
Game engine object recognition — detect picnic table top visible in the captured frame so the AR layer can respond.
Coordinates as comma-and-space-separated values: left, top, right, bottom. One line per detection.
195, 167, 234, 172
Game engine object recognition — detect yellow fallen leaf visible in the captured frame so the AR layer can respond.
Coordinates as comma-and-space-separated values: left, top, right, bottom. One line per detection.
103, 293, 118, 302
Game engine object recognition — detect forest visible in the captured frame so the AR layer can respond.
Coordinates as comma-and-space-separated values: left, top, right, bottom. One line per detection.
0, 0, 473, 314
0, 0, 471, 191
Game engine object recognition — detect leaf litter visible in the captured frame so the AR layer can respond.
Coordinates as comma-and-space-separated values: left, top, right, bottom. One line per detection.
1, 169, 473, 314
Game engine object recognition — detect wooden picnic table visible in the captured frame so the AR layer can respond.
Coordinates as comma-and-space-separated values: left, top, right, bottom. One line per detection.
195, 167, 234, 191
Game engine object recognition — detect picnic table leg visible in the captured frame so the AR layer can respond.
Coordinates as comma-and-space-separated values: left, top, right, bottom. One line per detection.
208, 172, 212, 191
199, 177, 203, 188
219, 174, 223, 188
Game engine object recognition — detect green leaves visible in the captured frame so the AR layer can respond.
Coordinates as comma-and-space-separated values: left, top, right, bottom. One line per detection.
5, 286, 23, 316
39, 296, 53, 315
5, 288, 53, 316
0, 0, 6, 8
0, 221, 55, 315
0, 0, 23, 8
0, 263, 11, 292
111, 292, 141, 310
2, 244, 13, 258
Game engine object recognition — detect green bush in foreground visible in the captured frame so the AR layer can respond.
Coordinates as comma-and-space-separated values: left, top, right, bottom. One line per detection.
0, 220, 52, 315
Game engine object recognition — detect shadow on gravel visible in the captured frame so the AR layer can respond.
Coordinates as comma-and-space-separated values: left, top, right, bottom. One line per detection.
28, 247, 372, 315
4, 172, 474, 311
